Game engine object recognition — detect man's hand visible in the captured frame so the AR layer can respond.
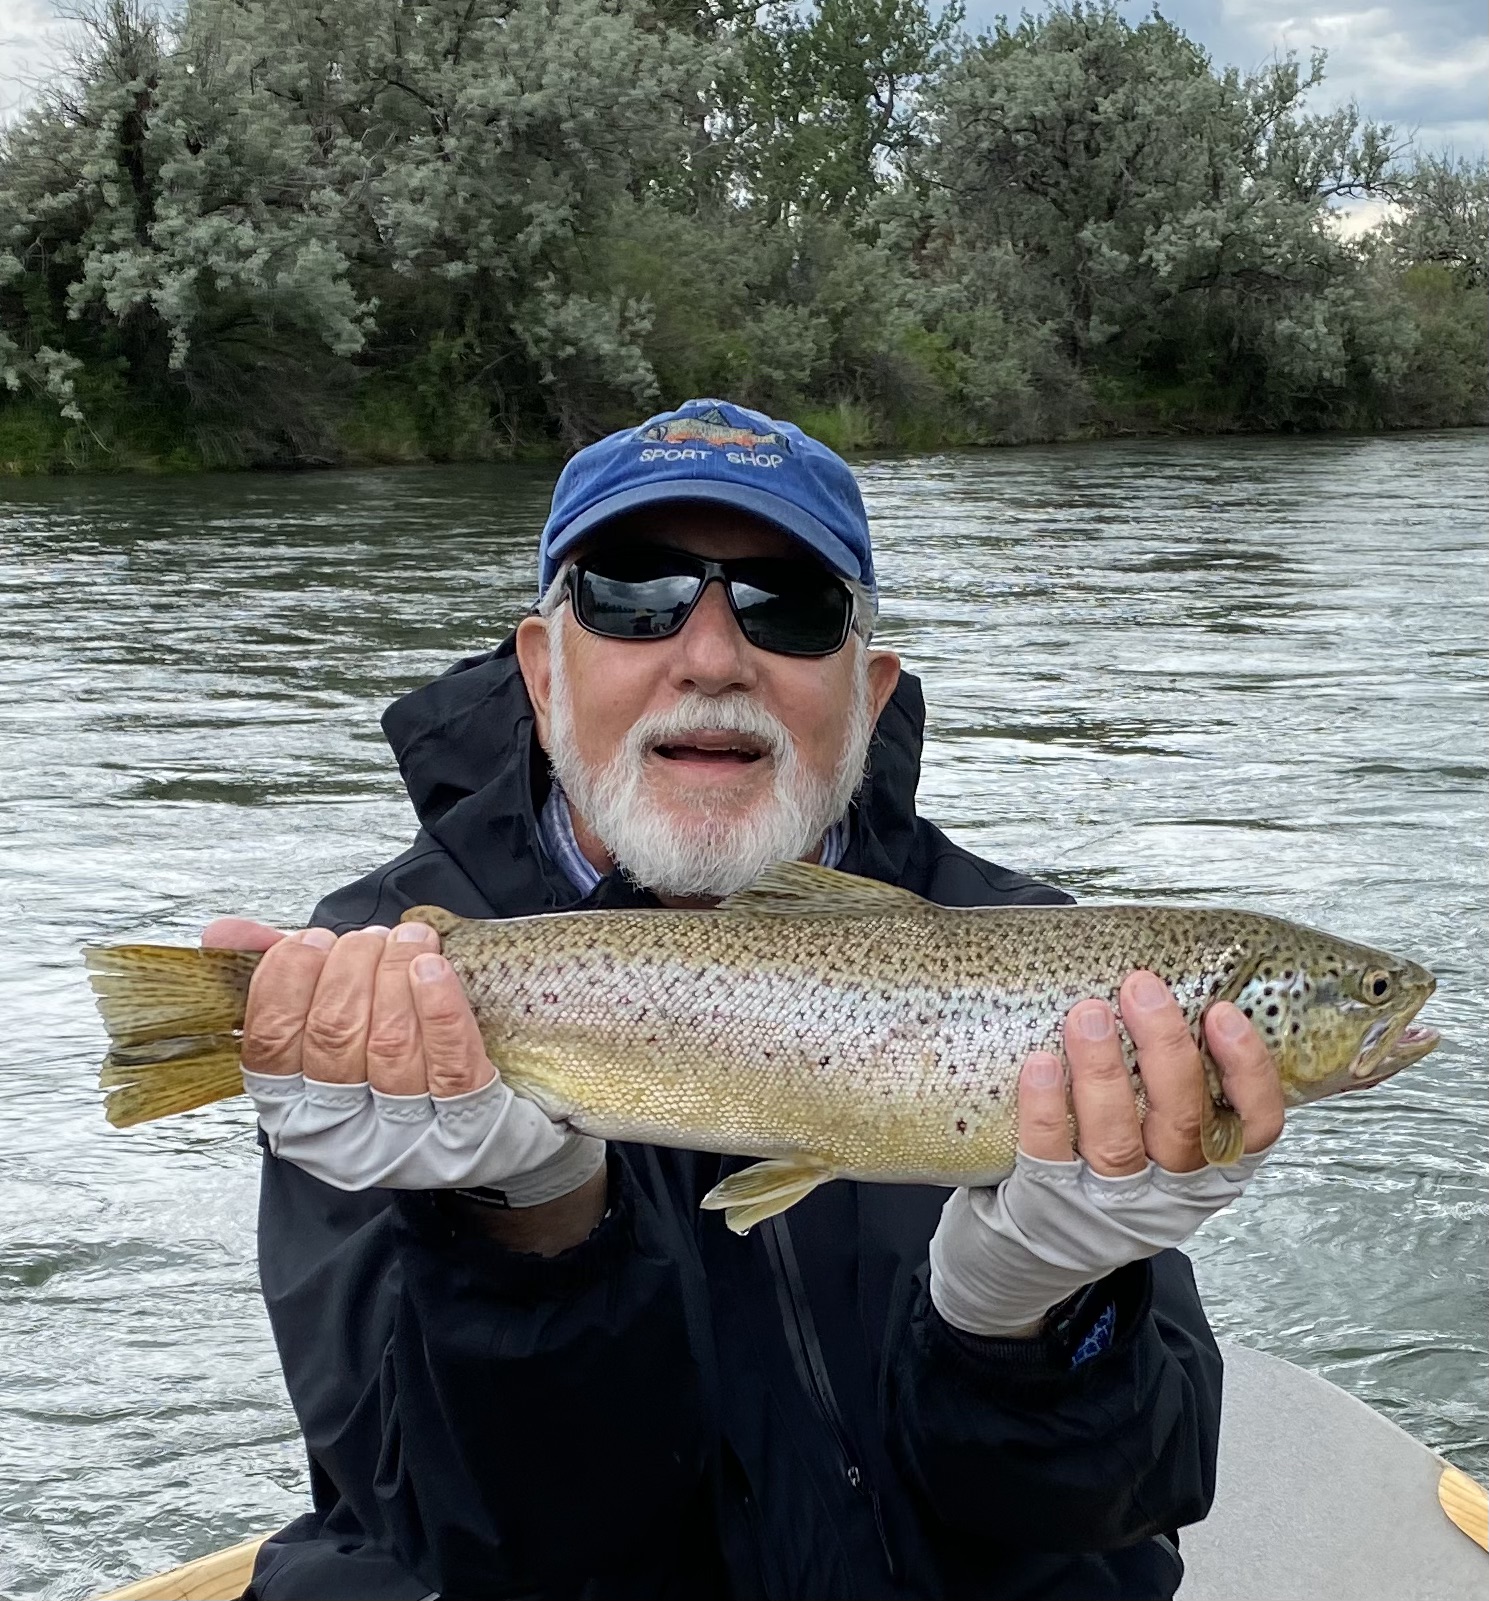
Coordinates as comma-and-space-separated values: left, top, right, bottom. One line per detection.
929, 971, 1285, 1341
205, 919, 606, 1251
1019, 970, 1285, 1175
206, 919, 497, 1099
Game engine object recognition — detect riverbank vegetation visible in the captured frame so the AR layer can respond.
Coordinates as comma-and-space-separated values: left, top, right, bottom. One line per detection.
2, 0, 1485, 472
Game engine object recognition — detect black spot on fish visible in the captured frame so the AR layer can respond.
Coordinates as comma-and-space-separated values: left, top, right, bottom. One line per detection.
956, 1118, 968, 1134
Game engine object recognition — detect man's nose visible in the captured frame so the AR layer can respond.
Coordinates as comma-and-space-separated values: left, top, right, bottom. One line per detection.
668, 579, 758, 694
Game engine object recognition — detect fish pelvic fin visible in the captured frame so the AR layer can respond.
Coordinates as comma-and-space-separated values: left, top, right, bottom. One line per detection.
719, 861, 930, 917
84, 942, 262, 1127
700, 1156, 834, 1235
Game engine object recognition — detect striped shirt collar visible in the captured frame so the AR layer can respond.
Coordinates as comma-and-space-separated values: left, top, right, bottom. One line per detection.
538, 783, 849, 897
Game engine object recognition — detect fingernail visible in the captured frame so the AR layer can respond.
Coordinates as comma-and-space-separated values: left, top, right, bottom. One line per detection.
1025, 1053, 1061, 1089
1211, 1003, 1251, 1043
1128, 971, 1168, 1012
1073, 1002, 1113, 1041
411, 953, 446, 983
393, 921, 433, 943
359, 924, 391, 938
298, 928, 336, 951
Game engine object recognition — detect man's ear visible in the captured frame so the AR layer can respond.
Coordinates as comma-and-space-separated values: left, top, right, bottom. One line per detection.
865, 647, 901, 725
515, 615, 554, 749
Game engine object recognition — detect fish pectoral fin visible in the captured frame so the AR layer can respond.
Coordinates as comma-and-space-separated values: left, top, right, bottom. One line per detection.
700, 1157, 834, 1234
1197, 1032, 1248, 1166
718, 861, 930, 917
1201, 1101, 1247, 1165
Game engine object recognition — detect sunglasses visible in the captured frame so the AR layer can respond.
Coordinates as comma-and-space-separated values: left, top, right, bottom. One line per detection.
564, 544, 857, 658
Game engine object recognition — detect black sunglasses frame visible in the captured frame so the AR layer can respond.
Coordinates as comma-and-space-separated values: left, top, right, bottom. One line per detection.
563, 547, 857, 659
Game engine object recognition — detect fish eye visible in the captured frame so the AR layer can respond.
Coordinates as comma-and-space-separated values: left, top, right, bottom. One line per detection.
1362, 969, 1394, 1005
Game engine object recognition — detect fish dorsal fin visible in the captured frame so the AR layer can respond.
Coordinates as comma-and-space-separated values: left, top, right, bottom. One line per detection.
402, 906, 466, 939
718, 861, 931, 916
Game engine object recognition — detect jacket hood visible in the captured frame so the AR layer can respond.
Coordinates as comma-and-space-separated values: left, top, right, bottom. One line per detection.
379, 635, 928, 902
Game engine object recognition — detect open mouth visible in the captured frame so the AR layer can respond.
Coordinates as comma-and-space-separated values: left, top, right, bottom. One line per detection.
651, 732, 771, 766
1384, 1022, 1440, 1066
1346, 1020, 1441, 1090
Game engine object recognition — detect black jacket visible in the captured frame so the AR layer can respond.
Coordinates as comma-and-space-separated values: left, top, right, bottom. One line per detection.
246, 641, 1223, 1601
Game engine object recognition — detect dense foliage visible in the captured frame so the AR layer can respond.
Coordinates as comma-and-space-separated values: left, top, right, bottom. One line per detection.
1, 0, 1484, 470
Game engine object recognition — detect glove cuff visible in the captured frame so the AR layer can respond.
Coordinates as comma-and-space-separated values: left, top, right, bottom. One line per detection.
462, 1130, 608, 1208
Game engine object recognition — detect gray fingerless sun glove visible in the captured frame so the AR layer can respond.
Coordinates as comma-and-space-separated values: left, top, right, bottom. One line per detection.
243, 1069, 606, 1206
929, 1146, 1273, 1337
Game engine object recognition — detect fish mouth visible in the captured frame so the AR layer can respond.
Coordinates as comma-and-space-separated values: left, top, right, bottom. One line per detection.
1381, 1022, 1440, 1070
1343, 1019, 1441, 1091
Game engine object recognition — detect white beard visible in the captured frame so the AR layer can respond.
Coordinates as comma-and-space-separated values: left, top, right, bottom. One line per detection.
544, 616, 874, 899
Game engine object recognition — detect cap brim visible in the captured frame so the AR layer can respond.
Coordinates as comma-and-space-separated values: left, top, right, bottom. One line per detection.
546, 480, 864, 584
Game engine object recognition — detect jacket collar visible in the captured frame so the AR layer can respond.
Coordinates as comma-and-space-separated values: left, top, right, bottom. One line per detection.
379, 635, 928, 913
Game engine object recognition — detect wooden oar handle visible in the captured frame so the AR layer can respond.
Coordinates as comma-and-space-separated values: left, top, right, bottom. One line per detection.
1439, 1465, 1489, 1554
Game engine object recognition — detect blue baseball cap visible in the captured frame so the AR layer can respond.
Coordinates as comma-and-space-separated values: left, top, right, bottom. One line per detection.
538, 399, 875, 596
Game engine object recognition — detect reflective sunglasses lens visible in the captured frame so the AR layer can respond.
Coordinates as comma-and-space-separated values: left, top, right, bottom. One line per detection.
729, 563, 852, 656
575, 557, 701, 640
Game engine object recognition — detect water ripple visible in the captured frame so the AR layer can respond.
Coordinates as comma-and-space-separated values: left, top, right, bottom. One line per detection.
1, 434, 1484, 1594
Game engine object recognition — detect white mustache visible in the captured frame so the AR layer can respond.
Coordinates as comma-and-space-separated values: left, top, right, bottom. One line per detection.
622, 693, 792, 766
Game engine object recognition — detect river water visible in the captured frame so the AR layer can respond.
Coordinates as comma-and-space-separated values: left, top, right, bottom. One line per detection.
1, 431, 1484, 1597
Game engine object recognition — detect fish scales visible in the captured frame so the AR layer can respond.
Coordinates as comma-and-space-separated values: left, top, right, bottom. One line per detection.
443, 902, 1270, 1185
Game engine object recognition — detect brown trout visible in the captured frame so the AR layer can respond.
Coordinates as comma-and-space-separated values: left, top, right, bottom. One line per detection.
86, 862, 1439, 1231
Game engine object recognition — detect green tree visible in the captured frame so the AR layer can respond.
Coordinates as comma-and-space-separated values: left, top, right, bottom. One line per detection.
1, 0, 1482, 467
724, 0, 961, 226
1383, 154, 1488, 283
1, 0, 711, 456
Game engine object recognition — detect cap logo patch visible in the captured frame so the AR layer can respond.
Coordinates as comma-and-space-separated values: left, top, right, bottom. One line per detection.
636, 405, 792, 455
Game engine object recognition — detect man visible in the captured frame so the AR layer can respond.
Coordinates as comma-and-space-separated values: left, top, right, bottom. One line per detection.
220, 400, 1282, 1601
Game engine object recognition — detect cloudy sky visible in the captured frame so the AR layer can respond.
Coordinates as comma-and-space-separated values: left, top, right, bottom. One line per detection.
3, 0, 1485, 156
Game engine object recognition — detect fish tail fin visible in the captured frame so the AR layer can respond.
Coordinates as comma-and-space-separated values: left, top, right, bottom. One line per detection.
700, 1156, 833, 1235
84, 944, 261, 1127
99, 1038, 246, 1128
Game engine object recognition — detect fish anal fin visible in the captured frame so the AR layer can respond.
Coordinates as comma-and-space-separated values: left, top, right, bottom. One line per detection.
719, 862, 929, 917
700, 1156, 834, 1234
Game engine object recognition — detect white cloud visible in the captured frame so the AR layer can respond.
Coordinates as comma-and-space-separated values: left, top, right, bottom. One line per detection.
958, 0, 1488, 157
1327, 195, 1401, 236
0, 0, 73, 123
1210, 0, 1488, 151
